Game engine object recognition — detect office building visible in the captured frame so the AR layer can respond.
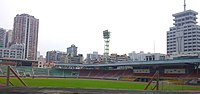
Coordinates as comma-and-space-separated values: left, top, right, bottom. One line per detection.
167, 10, 200, 56
13, 14, 39, 60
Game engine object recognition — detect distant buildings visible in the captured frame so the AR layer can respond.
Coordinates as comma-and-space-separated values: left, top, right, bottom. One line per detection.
46, 44, 83, 64
128, 51, 165, 61
13, 14, 39, 60
85, 51, 103, 64
46, 50, 67, 63
0, 28, 24, 59
38, 55, 46, 68
0, 28, 6, 48
66, 54, 84, 64
0, 44, 24, 59
110, 53, 130, 62
167, 10, 200, 57
66, 44, 83, 64
5, 30, 13, 48
67, 44, 77, 56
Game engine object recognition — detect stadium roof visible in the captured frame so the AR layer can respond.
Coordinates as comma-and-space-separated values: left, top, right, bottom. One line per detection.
55, 59, 200, 67
0, 58, 38, 62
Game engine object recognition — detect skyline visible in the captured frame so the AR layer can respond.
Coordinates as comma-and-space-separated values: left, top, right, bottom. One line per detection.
1, 0, 200, 57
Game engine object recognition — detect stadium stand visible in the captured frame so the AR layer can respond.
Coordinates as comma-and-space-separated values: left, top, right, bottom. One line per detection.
33, 68, 48, 77
0, 58, 200, 84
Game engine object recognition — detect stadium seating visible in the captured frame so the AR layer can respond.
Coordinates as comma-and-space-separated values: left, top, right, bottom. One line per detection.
79, 69, 90, 77
33, 68, 48, 76
0, 65, 200, 80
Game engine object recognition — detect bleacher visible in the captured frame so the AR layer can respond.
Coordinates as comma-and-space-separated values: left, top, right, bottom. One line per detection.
48, 69, 76, 77
33, 68, 48, 77
0, 65, 200, 81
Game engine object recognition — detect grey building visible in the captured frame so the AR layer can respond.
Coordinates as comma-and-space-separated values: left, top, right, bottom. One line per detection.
13, 14, 39, 60
46, 50, 67, 63
85, 51, 102, 64
0, 28, 6, 48
67, 44, 77, 56
67, 54, 83, 64
167, 10, 200, 55
5, 30, 13, 48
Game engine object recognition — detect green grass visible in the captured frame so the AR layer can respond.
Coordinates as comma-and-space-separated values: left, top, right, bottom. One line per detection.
0, 78, 199, 90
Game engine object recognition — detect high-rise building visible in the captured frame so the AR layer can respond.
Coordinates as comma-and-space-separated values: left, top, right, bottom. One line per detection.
67, 44, 77, 56
13, 14, 39, 60
167, 8, 200, 55
0, 28, 6, 48
5, 30, 13, 48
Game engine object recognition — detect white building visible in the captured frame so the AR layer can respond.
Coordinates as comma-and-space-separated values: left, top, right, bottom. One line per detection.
167, 10, 200, 56
0, 44, 24, 59
128, 51, 166, 61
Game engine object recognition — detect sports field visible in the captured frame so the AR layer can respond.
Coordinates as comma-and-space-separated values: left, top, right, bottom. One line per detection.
0, 78, 199, 90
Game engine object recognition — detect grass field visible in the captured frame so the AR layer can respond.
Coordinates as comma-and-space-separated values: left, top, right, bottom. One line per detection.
0, 77, 200, 90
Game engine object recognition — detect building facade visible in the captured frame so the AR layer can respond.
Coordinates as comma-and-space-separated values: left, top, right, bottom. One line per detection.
38, 55, 45, 68
110, 53, 131, 63
167, 10, 200, 56
0, 44, 24, 59
85, 51, 103, 64
46, 50, 67, 63
128, 51, 166, 61
13, 14, 39, 60
67, 44, 77, 56
0, 28, 6, 48
66, 54, 83, 64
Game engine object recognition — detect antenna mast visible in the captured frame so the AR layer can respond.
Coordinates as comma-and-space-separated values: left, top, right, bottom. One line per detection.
184, 0, 186, 11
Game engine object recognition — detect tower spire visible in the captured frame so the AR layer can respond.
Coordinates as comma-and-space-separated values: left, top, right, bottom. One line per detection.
184, 0, 186, 11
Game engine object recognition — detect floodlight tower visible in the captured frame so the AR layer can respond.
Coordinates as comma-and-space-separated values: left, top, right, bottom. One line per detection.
103, 30, 110, 63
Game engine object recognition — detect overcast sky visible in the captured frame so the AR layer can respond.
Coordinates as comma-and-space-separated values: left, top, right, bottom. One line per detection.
0, 0, 200, 57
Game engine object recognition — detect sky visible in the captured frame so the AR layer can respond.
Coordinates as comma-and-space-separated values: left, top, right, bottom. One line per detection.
0, 0, 200, 57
